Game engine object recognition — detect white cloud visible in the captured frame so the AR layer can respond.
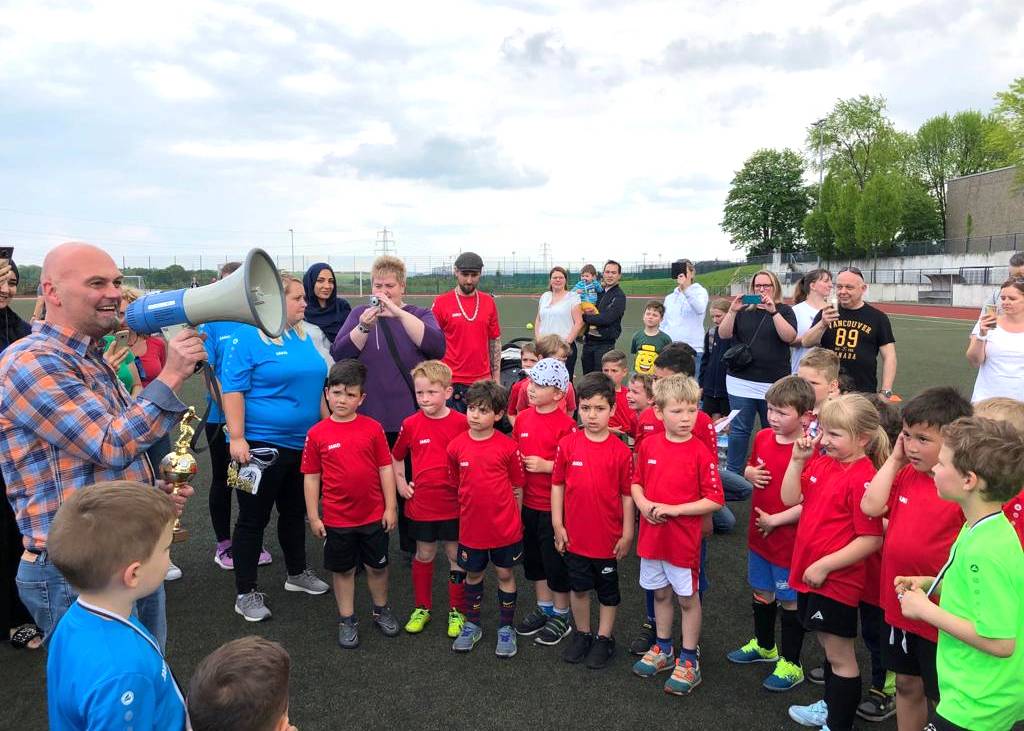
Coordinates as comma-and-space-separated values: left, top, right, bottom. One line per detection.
134, 63, 218, 101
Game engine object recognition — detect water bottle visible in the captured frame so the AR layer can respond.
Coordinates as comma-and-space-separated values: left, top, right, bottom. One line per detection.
717, 432, 728, 463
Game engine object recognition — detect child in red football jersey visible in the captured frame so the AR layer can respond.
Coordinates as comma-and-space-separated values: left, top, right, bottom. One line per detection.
391, 360, 470, 639
860, 387, 972, 731
505, 341, 538, 427
783, 394, 889, 731
509, 334, 577, 418
302, 360, 399, 650
552, 373, 634, 670
630, 375, 724, 695
601, 349, 636, 438
726, 376, 816, 692
797, 347, 841, 438
513, 358, 577, 646
973, 397, 1024, 548
446, 380, 527, 658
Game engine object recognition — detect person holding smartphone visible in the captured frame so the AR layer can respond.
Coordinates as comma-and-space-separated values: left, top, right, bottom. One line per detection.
967, 277, 1024, 402
662, 259, 709, 373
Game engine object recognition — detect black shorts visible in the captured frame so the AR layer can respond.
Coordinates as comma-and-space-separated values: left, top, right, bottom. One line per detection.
521, 506, 570, 593
324, 522, 389, 573
406, 518, 459, 543
701, 394, 730, 417
881, 624, 939, 701
457, 541, 523, 573
924, 714, 969, 731
797, 592, 858, 638
564, 552, 621, 606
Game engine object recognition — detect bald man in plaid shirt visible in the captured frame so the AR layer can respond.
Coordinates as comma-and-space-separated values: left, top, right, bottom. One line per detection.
0, 242, 206, 648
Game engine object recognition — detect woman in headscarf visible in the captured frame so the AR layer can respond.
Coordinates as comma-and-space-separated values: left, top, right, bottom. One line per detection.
0, 260, 41, 649
303, 263, 351, 347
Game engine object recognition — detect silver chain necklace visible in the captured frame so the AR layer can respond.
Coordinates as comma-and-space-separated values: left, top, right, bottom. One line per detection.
454, 288, 480, 322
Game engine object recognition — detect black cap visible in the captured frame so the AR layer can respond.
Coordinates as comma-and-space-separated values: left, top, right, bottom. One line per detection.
454, 252, 484, 272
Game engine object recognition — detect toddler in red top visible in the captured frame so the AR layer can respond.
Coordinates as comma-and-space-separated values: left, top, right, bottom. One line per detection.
601, 350, 636, 438
504, 342, 537, 426
860, 387, 972, 730
509, 335, 577, 419
551, 373, 634, 670
301, 360, 398, 649
726, 376, 816, 692
630, 375, 723, 696
512, 358, 577, 646
391, 360, 470, 639
782, 395, 887, 731
445, 380, 526, 658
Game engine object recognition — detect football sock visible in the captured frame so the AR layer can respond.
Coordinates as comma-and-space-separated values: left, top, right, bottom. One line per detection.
779, 608, 805, 665
752, 598, 777, 651
645, 589, 656, 623
824, 672, 861, 731
498, 590, 517, 627
656, 636, 673, 655
448, 570, 466, 613
538, 600, 555, 617
412, 559, 433, 610
552, 605, 569, 617
465, 581, 484, 625
680, 646, 699, 665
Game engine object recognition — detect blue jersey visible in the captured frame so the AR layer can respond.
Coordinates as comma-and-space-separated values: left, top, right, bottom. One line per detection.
47, 600, 185, 731
197, 320, 239, 424
220, 324, 329, 450
571, 279, 603, 306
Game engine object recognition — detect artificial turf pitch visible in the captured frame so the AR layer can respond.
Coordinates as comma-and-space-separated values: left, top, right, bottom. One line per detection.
2, 296, 981, 730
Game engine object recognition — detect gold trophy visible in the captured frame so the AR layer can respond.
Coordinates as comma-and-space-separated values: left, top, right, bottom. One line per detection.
160, 406, 199, 543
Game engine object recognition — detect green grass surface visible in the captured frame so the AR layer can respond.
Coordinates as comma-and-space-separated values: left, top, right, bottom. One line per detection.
2, 296, 981, 731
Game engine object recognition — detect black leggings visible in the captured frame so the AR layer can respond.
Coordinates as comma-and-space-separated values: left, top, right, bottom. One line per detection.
205, 422, 233, 543
1, 476, 34, 632
232, 443, 307, 594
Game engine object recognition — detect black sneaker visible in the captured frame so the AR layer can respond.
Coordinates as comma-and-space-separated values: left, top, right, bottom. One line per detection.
585, 635, 615, 670
628, 621, 656, 656
534, 614, 572, 646
562, 630, 593, 664
856, 688, 896, 722
515, 607, 549, 636
807, 665, 825, 685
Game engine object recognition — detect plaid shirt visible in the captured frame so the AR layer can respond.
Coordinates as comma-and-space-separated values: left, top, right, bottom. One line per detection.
0, 322, 186, 552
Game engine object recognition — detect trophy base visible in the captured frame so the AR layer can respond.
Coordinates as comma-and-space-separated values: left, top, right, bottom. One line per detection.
172, 526, 190, 543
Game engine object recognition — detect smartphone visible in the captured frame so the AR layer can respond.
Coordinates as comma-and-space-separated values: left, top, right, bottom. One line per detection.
0, 245, 12, 268
983, 303, 998, 318
114, 329, 131, 348
741, 294, 761, 305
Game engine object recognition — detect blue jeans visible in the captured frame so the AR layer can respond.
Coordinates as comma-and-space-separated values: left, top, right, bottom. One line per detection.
726, 393, 769, 475
712, 469, 754, 533
692, 352, 703, 380
16, 551, 167, 650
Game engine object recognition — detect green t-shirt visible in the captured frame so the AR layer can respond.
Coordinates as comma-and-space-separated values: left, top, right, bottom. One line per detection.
102, 334, 137, 393
631, 330, 673, 374
935, 512, 1024, 730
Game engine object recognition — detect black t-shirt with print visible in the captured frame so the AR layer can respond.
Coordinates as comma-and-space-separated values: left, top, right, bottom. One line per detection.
810, 302, 895, 392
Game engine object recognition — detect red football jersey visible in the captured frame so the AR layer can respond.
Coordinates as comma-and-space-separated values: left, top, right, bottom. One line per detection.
512, 381, 577, 416
506, 379, 528, 417
746, 428, 799, 568
632, 434, 724, 569
608, 387, 636, 435
789, 454, 882, 606
881, 465, 965, 641
391, 409, 468, 522
446, 431, 525, 549
431, 290, 501, 384
514, 407, 577, 512
551, 431, 633, 559
633, 407, 662, 450
1003, 487, 1024, 549
301, 415, 392, 528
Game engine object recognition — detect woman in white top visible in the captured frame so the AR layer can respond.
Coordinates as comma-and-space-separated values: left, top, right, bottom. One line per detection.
534, 266, 583, 376
967, 277, 1024, 403
790, 268, 832, 373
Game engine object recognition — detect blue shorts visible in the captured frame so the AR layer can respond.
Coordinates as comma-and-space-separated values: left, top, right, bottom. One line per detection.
747, 550, 796, 602
457, 541, 523, 573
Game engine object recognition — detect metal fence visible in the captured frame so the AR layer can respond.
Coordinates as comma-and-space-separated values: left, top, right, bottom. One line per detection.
746, 232, 1024, 264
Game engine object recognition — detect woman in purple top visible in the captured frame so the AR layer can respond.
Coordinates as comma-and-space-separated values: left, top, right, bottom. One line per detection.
331, 256, 445, 555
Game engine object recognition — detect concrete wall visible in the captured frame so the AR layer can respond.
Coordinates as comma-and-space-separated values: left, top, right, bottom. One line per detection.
946, 166, 1024, 240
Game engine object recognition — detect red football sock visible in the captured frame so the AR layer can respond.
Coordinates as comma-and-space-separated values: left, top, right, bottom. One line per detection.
449, 570, 467, 612
412, 558, 434, 610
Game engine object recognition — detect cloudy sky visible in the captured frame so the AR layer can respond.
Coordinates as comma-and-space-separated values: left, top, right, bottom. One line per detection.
1, 0, 1021, 273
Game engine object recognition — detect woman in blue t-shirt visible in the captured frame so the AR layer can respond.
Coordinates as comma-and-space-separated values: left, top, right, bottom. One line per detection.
221, 274, 332, 621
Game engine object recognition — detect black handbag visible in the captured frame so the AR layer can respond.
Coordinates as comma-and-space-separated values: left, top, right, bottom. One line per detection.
722, 311, 768, 373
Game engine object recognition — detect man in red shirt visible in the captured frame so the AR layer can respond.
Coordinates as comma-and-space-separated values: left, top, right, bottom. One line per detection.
431, 252, 501, 413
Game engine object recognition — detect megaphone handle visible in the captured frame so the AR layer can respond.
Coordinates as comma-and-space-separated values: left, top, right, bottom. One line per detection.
189, 361, 223, 454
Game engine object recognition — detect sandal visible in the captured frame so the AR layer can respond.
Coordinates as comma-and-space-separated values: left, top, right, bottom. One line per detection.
10, 623, 43, 649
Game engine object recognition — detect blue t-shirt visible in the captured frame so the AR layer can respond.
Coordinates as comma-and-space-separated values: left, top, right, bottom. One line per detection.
197, 321, 239, 424
220, 324, 328, 450
47, 601, 186, 731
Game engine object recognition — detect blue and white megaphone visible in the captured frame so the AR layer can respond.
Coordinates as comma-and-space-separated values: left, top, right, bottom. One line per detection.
126, 248, 286, 338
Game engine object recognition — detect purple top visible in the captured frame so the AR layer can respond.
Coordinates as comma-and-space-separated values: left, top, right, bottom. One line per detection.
331, 304, 446, 432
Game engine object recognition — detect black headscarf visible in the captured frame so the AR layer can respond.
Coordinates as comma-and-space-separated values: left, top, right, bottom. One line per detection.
1, 260, 32, 353
302, 262, 351, 344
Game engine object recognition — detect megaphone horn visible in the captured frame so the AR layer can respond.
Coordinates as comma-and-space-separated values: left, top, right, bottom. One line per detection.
126, 248, 286, 338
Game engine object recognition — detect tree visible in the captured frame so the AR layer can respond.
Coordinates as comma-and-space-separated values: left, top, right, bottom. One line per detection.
991, 77, 1024, 182
720, 148, 811, 256
856, 174, 902, 256
898, 179, 943, 243
808, 95, 902, 190
821, 173, 860, 256
803, 208, 835, 259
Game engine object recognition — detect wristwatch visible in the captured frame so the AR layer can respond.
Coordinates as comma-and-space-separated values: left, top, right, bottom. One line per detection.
356, 323, 371, 334
879, 389, 893, 399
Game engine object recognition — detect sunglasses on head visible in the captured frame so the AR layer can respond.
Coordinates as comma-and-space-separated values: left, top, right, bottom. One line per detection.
838, 266, 864, 279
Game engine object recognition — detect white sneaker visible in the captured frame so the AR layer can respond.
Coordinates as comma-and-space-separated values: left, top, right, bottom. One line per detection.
164, 562, 182, 581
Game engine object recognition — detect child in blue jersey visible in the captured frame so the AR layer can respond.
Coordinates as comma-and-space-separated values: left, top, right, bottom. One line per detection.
46, 482, 186, 731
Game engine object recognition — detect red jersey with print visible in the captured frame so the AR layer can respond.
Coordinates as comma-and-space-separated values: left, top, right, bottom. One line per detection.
632, 407, 716, 463
608, 387, 636, 436
506, 379, 528, 417
515, 407, 577, 512
881, 465, 965, 641
746, 428, 799, 567
632, 434, 724, 569
431, 290, 501, 384
789, 454, 882, 606
511, 381, 577, 417
446, 431, 525, 549
1003, 487, 1024, 549
633, 407, 662, 449
301, 415, 392, 528
552, 431, 633, 559
391, 409, 468, 522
